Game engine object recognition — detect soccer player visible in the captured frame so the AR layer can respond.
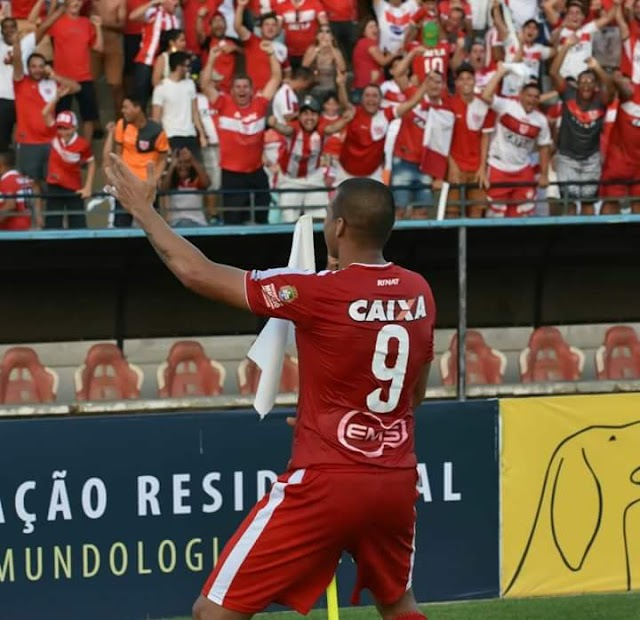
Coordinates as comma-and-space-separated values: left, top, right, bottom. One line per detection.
103, 156, 436, 620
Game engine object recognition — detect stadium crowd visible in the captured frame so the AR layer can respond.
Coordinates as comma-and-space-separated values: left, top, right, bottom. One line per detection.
0, 0, 639, 229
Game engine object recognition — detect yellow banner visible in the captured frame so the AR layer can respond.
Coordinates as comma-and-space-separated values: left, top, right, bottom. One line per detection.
501, 394, 640, 597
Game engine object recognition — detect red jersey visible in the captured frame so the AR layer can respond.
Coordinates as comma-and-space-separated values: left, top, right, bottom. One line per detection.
321, 113, 344, 158
409, 41, 451, 83
212, 93, 269, 173
449, 94, 494, 172
134, 7, 181, 66
340, 106, 395, 176
608, 97, 640, 161
46, 134, 94, 190
10, 0, 45, 19
279, 118, 329, 177
0, 170, 32, 231
245, 263, 436, 470
125, 0, 147, 35
48, 14, 96, 82
242, 35, 290, 92
13, 76, 57, 144
205, 38, 238, 92
181, 0, 222, 53
322, 0, 357, 21
276, 0, 326, 57
352, 37, 383, 88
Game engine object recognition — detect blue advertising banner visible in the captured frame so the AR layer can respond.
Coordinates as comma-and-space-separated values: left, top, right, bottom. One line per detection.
0, 401, 499, 619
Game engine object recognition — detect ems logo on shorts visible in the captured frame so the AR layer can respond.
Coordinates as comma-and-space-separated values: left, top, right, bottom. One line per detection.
278, 285, 298, 303
260, 283, 283, 309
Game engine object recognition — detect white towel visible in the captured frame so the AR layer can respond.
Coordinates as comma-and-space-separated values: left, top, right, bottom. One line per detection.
247, 215, 316, 418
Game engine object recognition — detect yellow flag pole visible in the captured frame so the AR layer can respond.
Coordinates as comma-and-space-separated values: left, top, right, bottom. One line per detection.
326, 574, 339, 620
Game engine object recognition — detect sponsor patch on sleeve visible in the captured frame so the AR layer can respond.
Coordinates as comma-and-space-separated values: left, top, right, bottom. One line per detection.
278, 285, 298, 303
261, 283, 283, 309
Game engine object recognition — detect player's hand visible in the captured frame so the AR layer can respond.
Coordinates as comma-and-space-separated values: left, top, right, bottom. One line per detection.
104, 154, 157, 217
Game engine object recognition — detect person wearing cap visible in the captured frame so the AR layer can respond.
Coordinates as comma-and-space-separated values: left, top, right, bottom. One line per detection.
550, 0, 615, 81
480, 62, 552, 218
549, 35, 612, 215
41, 96, 95, 229
267, 91, 353, 222
494, 9, 555, 98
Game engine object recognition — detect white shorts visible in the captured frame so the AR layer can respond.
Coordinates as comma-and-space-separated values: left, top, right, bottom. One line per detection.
277, 169, 328, 223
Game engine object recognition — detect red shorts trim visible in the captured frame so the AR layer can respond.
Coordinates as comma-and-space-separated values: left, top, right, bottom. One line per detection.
201, 468, 418, 614
487, 165, 537, 217
600, 147, 640, 198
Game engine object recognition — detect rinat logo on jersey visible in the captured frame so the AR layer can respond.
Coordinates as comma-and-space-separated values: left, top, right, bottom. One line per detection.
348, 295, 427, 322
337, 410, 409, 458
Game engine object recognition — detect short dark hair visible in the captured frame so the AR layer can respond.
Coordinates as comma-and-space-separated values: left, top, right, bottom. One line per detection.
332, 178, 395, 248
1, 17, 17, 31
323, 90, 338, 103
123, 95, 145, 111
257, 11, 277, 25
293, 66, 314, 82
231, 73, 253, 88
455, 62, 475, 78
0, 149, 16, 169
26, 52, 46, 67
169, 51, 190, 71
577, 69, 597, 82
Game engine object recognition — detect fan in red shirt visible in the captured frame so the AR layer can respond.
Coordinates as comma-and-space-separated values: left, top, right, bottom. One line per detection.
336, 80, 428, 185
234, 0, 291, 91
196, 10, 239, 92
408, 20, 452, 85
181, 0, 221, 54
129, 0, 180, 109
103, 157, 436, 620
447, 64, 494, 218
37, 0, 103, 143
201, 39, 282, 224
267, 94, 353, 222
12, 34, 81, 228
391, 71, 447, 218
0, 149, 32, 231
276, 0, 327, 68
600, 78, 640, 214
42, 100, 95, 229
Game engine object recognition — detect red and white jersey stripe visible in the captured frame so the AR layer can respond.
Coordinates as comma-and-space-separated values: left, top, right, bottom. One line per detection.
380, 79, 409, 110
278, 119, 329, 177
134, 7, 181, 66
622, 35, 640, 84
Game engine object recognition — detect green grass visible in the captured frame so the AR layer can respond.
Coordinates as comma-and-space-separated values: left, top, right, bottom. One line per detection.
168, 592, 640, 620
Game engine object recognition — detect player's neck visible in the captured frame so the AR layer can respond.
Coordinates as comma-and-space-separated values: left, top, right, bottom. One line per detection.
340, 248, 387, 268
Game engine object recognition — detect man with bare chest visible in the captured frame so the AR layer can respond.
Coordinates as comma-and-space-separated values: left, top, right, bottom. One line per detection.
91, 0, 126, 113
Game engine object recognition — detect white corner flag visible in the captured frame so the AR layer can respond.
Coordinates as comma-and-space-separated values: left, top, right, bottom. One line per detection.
247, 215, 316, 418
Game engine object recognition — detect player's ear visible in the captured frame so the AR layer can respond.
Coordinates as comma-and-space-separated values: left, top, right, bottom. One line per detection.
335, 217, 346, 238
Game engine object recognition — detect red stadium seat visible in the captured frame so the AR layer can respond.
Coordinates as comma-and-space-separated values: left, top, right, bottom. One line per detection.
75, 343, 143, 401
0, 347, 58, 404
595, 326, 640, 380
157, 340, 226, 397
237, 354, 299, 396
519, 327, 584, 383
440, 330, 506, 386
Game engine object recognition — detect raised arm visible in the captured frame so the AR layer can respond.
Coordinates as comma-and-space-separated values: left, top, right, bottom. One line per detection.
12, 35, 25, 81
323, 107, 355, 134
481, 62, 508, 104
234, 0, 251, 41
616, 0, 630, 40
595, 3, 616, 30
260, 41, 283, 101
48, 66, 81, 94
27, 0, 46, 27
395, 80, 429, 118
90, 15, 104, 52
129, 0, 158, 22
196, 7, 209, 46
199, 48, 222, 105
586, 56, 614, 105
549, 35, 577, 92
42, 85, 70, 126
266, 115, 296, 137
104, 155, 249, 309
35, 3, 64, 43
